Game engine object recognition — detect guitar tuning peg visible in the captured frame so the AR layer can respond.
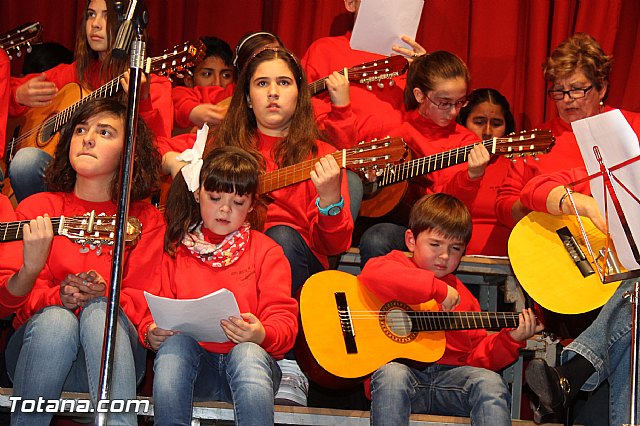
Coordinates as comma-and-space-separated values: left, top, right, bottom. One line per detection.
366, 84, 373, 91
79, 245, 89, 254
96, 246, 103, 256
377, 82, 384, 89
89, 243, 96, 251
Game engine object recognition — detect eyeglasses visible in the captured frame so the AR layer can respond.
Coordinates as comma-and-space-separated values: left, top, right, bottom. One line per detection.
426, 94, 468, 110
547, 85, 593, 101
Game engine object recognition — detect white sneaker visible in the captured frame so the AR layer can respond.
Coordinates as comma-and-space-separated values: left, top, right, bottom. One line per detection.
275, 359, 309, 406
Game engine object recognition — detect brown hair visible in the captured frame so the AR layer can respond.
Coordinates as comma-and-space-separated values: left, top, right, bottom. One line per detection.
207, 47, 319, 168
75, 0, 128, 89
404, 51, 471, 111
408, 193, 472, 244
45, 98, 160, 202
543, 33, 613, 92
163, 146, 263, 256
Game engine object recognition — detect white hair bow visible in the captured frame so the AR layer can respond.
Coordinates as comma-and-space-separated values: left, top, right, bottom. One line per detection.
177, 123, 209, 192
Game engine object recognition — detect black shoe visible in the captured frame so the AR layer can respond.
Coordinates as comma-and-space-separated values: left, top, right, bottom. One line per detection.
526, 359, 571, 419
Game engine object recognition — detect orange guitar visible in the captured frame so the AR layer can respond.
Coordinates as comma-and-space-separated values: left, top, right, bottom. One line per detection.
359, 130, 555, 218
295, 270, 519, 388
1, 22, 42, 60
6, 41, 205, 163
308, 55, 409, 96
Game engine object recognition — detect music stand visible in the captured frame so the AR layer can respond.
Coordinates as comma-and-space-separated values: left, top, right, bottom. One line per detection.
570, 109, 640, 425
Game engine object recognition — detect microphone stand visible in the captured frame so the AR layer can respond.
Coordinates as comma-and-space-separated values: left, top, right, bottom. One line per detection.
95, 7, 147, 425
626, 281, 640, 426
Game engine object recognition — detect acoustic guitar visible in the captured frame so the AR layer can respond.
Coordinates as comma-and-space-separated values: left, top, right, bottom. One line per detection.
6, 40, 206, 163
1, 22, 42, 60
295, 270, 519, 388
308, 55, 409, 96
258, 137, 407, 194
1, 211, 141, 250
508, 211, 622, 338
359, 129, 555, 218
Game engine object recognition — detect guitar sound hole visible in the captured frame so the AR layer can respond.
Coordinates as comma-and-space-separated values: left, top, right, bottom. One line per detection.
379, 301, 417, 343
386, 309, 412, 336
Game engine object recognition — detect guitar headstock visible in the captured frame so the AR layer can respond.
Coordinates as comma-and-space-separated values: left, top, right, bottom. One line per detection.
148, 40, 206, 80
348, 55, 409, 90
0, 22, 42, 60
492, 129, 555, 157
344, 137, 408, 173
60, 212, 142, 253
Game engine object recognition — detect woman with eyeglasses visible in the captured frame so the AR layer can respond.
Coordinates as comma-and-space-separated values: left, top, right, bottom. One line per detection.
496, 33, 640, 228
358, 51, 492, 266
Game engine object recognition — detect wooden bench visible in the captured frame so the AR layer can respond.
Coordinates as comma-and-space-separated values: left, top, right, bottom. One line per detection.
0, 388, 562, 425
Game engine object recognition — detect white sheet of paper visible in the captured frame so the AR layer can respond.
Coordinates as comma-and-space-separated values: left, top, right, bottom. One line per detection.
350, 0, 424, 56
144, 289, 240, 343
571, 109, 640, 269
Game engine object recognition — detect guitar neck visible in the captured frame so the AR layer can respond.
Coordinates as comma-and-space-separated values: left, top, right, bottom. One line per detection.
0, 217, 64, 242
308, 78, 328, 97
377, 139, 495, 188
258, 151, 345, 194
411, 310, 519, 332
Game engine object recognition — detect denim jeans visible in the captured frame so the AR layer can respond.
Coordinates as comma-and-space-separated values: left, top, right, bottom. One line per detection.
6, 298, 147, 426
153, 334, 280, 426
358, 222, 408, 269
561, 279, 639, 426
7, 147, 51, 202
369, 362, 511, 426
346, 170, 363, 222
264, 225, 324, 294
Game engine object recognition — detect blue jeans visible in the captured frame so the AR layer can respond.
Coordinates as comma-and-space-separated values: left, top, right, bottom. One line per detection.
153, 334, 280, 426
358, 222, 408, 269
264, 225, 323, 295
370, 362, 511, 426
7, 147, 51, 202
346, 170, 363, 222
6, 298, 147, 426
561, 279, 639, 426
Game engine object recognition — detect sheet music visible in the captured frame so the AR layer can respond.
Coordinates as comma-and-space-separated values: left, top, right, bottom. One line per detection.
350, 0, 424, 56
572, 109, 640, 269
144, 288, 240, 343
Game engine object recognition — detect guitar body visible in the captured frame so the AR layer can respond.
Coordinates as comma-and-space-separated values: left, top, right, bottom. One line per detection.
509, 212, 621, 337
8, 83, 87, 159
360, 181, 408, 218
295, 270, 445, 387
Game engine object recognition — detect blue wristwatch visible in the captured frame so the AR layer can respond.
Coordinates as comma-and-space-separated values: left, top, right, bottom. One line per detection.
316, 196, 344, 216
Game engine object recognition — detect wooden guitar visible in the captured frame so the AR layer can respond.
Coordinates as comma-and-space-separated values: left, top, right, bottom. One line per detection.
308, 55, 409, 96
1, 22, 42, 60
1, 211, 141, 250
359, 129, 555, 218
508, 211, 622, 338
295, 270, 519, 388
258, 137, 407, 194
6, 40, 205, 163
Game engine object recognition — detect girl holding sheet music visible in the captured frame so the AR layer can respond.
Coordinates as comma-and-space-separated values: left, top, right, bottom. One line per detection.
5, 97, 165, 426
141, 145, 298, 426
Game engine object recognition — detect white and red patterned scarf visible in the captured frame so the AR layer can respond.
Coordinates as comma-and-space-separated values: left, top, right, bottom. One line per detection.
182, 223, 251, 268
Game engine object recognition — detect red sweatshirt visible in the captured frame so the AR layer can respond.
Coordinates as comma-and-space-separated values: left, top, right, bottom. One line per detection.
13, 192, 165, 330
0, 195, 26, 317
0, 50, 9, 159
258, 132, 353, 268
520, 167, 592, 213
495, 107, 640, 229
138, 229, 298, 359
359, 250, 524, 369
9, 61, 174, 146
172, 84, 235, 129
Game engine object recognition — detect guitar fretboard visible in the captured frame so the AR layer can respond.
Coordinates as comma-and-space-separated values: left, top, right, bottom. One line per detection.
411, 311, 519, 332
0, 217, 64, 242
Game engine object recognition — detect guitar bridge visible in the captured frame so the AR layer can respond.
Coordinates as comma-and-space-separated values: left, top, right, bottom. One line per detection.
334, 292, 357, 354
556, 226, 595, 277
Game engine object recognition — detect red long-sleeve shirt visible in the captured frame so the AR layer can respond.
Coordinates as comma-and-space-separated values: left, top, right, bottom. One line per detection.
138, 229, 298, 358
0, 195, 26, 317
172, 84, 235, 129
0, 50, 9, 159
12, 192, 165, 330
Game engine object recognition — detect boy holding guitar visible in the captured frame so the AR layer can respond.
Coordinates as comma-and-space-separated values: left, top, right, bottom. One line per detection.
359, 193, 541, 426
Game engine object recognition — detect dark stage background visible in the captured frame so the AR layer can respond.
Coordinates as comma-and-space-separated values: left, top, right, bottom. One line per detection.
4, 0, 640, 130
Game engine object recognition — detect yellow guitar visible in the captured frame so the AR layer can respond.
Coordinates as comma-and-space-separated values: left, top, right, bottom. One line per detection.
508, 211, 621, 316
295, 270, 518, 388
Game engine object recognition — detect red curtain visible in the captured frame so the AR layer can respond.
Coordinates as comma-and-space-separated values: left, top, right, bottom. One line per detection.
4, 0, 640, 130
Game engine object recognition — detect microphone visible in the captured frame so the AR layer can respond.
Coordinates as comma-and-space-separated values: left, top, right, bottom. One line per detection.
112, 0, 139, 60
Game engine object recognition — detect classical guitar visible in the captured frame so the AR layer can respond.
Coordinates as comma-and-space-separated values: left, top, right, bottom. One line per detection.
1, 22, 42, 60
308, 55, 409, 97
294, 270, 518, 388
508, 211, 622, 338
359, 129, 555, 218
258, 137, 407, 194
1, 211, 142, 251
6, 40, 206, 163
